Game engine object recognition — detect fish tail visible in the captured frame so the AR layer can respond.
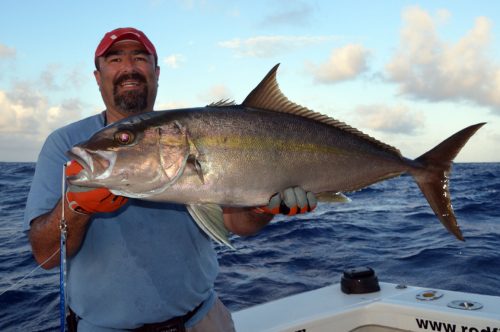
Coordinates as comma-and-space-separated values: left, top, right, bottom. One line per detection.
411, 123, 485, 241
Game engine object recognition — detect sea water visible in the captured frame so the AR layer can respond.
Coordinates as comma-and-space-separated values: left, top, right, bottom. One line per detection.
1, 162, 499, 331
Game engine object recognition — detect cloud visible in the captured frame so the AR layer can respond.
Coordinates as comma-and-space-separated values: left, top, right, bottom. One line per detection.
48, 98, 85, 130
219, 35, 338, 58
355, 104, 425, 134
0, 44, 16, 80
0, 43, 16, 59
0, 86, 83, 137
64, 66, 88, 90
386, 6, 500, 114
260, 1, 314, 27
306, 44, 370, 83
198, 84, 232, 103
0, 54, 91, 161
6, 81, 46, 110
37, 63, 88, 90
163, 54, 186, 69
0, 85, 85, 161
39, 64, 63, 90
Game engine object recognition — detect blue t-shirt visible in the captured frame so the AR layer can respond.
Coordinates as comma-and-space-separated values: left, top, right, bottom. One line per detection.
24, 113, 219, 331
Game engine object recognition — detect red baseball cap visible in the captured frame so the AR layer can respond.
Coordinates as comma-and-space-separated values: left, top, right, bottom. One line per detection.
94, 27, 158, 67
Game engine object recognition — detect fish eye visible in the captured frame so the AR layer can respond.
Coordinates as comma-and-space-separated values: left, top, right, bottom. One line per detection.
114, 130, 135, 145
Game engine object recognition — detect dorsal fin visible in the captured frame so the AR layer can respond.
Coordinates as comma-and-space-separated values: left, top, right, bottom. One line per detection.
242, 64, 402, 156
207, 99, 236, 107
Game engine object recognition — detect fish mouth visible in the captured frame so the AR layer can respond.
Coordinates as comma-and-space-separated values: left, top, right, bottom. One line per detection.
66, 147, 117, 185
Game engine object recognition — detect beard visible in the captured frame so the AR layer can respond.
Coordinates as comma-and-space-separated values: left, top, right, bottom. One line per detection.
113, 73, 149, 114
114, 87, 148, 114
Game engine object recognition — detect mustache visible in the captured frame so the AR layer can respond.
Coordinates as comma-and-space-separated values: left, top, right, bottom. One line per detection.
114, 72, 147, 86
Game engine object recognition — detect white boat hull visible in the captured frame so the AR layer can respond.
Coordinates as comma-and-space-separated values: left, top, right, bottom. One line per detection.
233, 282, 500, 332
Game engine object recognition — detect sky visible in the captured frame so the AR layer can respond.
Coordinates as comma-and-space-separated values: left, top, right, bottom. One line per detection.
0, 1, 499, 162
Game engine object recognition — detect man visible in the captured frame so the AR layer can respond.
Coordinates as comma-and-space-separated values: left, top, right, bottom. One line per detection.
24, 27, 316, 331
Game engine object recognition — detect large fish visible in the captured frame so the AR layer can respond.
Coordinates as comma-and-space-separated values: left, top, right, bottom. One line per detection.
67, 64, 484, 247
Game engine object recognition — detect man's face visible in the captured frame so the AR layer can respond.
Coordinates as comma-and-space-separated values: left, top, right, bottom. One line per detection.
94, 40, 160, 120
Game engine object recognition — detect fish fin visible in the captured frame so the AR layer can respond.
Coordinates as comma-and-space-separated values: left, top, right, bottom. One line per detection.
186, 204, 235, 249
187, 155, 205, 184
412, 123, 486, 241
207, 99, 237, 107
242, 64, 402, 156
316, 192, 351, 203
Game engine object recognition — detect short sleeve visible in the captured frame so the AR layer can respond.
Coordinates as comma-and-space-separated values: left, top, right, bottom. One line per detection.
23, 113, 105, 231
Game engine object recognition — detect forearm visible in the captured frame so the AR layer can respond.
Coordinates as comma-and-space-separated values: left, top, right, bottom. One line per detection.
223, 207, 274, 236
29, 199, 91, 269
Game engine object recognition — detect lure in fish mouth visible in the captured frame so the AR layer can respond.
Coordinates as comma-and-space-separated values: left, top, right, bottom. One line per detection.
66, 147, 117, 186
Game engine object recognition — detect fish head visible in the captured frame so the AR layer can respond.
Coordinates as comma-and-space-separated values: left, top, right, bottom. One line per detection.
67, 113, 192, 198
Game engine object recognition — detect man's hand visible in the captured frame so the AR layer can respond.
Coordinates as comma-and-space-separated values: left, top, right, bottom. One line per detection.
254, 186, 317, 216
65, 160, 128, 215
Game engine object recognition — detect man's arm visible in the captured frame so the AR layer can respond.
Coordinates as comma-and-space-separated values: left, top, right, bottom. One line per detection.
30, 202, 268, 268
29, 159, 130, 269
223, 207, 274, 236
28, 199, 91, 269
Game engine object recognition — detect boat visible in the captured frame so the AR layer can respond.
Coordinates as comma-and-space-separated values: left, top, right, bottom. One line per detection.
232, 267, 500, 332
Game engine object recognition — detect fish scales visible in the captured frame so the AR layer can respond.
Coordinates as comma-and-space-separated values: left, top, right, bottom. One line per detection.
151, 107, 409, 207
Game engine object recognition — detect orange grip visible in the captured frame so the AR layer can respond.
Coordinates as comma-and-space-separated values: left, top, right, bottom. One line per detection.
66, 160, 128, 214
66, 188, 128, 214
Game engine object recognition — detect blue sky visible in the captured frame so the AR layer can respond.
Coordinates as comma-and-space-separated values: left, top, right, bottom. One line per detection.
0, 1, 498, 162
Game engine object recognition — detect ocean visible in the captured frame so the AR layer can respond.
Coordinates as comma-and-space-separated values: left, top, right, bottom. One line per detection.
0, 162, 499, 331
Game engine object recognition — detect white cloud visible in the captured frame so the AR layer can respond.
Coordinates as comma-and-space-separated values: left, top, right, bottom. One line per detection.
386, 6, 500, 114
355, 104, 425, 134
306, 44, 370, 83
0, 56, 93, 161
218, 35, 338, 58
0, 86, 84, 161
0, 87, 83, 137
163, 54, 186, 69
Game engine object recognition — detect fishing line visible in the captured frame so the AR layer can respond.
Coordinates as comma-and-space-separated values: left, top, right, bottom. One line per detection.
0, 248, 60, 298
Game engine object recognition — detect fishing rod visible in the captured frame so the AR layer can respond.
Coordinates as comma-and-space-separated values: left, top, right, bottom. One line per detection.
60, 163, 68, 332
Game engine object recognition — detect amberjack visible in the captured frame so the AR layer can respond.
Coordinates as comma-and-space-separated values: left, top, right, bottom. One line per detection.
67, 64, 485, 247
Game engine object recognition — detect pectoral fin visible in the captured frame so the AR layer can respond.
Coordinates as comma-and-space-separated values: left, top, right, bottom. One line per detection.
187, 204, 234, 249
187, 155, 204, 184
